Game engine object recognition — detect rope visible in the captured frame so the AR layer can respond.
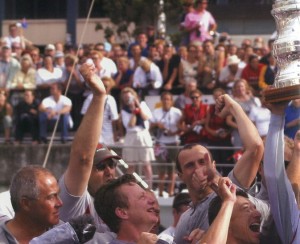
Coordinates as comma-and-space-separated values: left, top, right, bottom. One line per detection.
42, 0, 96, 168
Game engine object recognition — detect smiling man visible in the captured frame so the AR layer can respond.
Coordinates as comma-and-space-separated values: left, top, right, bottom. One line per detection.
200, 177, 262, 244
94, 174, 159, 244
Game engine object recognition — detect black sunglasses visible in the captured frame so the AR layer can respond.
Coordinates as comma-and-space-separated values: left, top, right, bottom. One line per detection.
191, 96, 200, 99
95, 159, 117, 171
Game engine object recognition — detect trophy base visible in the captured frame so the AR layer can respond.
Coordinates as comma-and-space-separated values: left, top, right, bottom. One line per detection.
264, 84, 300, 103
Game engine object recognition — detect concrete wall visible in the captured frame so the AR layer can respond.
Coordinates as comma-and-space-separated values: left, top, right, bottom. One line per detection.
0, 144, 71, 186
2, 18, 115, 46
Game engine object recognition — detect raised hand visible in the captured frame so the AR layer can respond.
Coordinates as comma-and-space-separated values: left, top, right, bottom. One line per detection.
79, 60, 106, 96
215, 94, 235, 118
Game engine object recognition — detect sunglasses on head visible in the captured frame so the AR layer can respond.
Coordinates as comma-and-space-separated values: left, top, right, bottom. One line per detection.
95, 159, 117, 171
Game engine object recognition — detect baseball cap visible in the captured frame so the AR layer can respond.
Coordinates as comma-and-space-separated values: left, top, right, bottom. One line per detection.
45, 44, 56, 51
93, 144, 121, 165
227, 55, 240, 66
54, 51, 64, 58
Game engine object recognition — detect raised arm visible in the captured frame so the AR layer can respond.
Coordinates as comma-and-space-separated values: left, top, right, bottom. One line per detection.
216, 94, 264, 188
64, 62, 106, 196
263, 104, 299, 244
286, 130, 300, 208
200, 177, 236, 244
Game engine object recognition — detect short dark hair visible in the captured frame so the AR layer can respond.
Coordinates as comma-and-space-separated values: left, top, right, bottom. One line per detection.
160, 91, 173, 100
175, 143, 213, 173
208, 189, 248, 225
172, 192, 191, 212
94, 174, 137, 233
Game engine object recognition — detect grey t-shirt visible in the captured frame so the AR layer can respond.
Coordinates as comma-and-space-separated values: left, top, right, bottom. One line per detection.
0, 221, 18, 244
174, 170, 271, 244
58, 174, 111, 234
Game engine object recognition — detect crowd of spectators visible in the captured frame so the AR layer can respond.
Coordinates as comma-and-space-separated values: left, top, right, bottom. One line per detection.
0, 0, 300, 243
0, 0, 299, 181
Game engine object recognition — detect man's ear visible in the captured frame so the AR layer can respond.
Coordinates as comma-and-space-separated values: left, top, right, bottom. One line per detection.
212, 160, 216, 169
115, 207, 129, 220
20, 197, 32, 212
177, 171, 183, 180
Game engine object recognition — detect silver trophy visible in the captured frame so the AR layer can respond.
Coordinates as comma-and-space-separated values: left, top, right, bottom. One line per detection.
265, 0, 300, 102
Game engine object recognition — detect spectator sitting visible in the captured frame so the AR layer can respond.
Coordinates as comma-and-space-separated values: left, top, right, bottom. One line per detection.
218, 55, 243, 94
36, 55, 63, 99
14, 90, 39, 145
38, 82, 72, 144
0, 90, 13, 144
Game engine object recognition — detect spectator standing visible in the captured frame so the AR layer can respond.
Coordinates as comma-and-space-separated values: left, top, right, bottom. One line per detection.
44, 44, 56, 57
180, 89, 209, 145
14, 90, 39, 145
151, 92, 182, 197
258, 53, 277, 89
183, 0, 217, 44
9, 54, 36, 106
284, 99, 300, 140
2, 22, 32, 49
63, 54, 85, 131
249, 96, 271, 139
179, 0, 195, 46
38, 82, 72, 144
29, 46, 43, 70
158, 193, 191, 238
157, 43, 181, 94
128, 32, 149, 58
0, 45, 20, 91
205, 88, 233, 175
0, 90, 13, 144
120, 87, 155, 189
178, 44, 199, 87
226, 79, 261, 148
81, 77, 119, 145
199, 40, 225, 94
112, 56, 134, 109
129, 43, 146, 71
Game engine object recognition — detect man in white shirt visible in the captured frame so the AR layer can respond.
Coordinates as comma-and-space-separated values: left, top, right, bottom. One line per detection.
38, 82, 72, 143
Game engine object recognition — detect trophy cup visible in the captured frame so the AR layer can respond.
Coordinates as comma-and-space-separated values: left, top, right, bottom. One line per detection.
264, 0, 300, 103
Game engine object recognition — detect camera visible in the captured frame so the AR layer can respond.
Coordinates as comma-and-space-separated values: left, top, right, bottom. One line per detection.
193, 125, 203, 134
128, 94, 135, 105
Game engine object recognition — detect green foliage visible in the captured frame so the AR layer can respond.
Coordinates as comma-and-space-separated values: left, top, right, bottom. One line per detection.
101, 0, 183, 28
